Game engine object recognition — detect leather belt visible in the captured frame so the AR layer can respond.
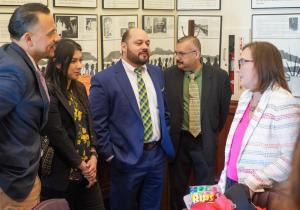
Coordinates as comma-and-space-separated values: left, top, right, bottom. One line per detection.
181, 130, 202, 138
143, 141, 160, 151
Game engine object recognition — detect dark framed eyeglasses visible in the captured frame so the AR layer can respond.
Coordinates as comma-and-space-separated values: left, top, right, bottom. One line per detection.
238, 58, 253, 69
174, 50, 197, 57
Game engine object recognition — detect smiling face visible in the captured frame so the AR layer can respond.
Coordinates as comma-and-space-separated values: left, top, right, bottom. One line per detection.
238, 47, 258, 90
67, 50, 83, 81
28, 13, 60, 61
121, 28, 150, 67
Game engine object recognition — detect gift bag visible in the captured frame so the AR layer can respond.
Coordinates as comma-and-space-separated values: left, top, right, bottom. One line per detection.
191, 195, 234, 210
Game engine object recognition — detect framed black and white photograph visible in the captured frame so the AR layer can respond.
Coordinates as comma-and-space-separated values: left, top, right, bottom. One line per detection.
54, 14, 98, 76
0, 14, 11, 47
177, 0, 220, 10
177, 15, 222, 67
101, 15, 138, 69
142, 0, 175, 10
54, 0, 97, 8
0, 0, 47, 6
252, 14, 300, 97
143, 15, 175, 70
103, 0, 139, 9
252, 0, 300, 9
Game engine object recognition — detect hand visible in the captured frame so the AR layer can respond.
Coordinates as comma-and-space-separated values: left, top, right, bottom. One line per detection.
85, 156, 97, 177
248, 188, 255, 199
82, 156, 97, 188
78, 161, 88, 171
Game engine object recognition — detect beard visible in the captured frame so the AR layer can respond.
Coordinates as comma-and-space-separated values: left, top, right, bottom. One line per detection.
126, 48, 149, 66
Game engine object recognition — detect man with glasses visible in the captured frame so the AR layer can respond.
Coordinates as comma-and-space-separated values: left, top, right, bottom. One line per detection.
0, 3, 59, 209
165, 36, 231, 210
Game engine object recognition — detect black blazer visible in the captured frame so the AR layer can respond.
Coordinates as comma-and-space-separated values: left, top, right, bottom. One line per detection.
165, 64, 232, 167
41, 81, 96, 191
0, 43, 49, 200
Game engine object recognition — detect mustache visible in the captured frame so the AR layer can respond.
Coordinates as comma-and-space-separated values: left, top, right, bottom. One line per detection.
139, 50, 149, 55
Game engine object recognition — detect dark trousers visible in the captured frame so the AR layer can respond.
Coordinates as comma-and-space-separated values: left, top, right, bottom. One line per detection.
170, 131, 213, 210
110, 146, 165, 210
41, 179, 105, 210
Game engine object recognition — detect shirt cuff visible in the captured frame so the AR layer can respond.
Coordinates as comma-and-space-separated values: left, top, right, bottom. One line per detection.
106, 155, 114, 162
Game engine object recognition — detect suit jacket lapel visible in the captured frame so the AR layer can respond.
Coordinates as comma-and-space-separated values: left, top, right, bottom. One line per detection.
114, 61, 141, 118
201, 64, 212, 117
10, 43, 49, 127
239, 87, 273, 155
147, 66, 163, 117
174, 67, 184, 110
55, 88, 74, 119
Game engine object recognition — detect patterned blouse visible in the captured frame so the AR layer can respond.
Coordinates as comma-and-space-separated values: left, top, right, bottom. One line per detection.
67, 90, 91, 181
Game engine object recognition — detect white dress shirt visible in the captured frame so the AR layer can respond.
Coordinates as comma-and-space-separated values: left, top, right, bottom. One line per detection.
122, 59, 161, 142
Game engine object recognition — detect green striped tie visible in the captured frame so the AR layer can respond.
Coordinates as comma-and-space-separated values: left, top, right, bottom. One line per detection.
134, 67, 153, 142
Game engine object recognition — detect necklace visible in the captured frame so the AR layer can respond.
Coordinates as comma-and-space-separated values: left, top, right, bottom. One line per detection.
250, 103, 257, 113
250, 92, 262, 114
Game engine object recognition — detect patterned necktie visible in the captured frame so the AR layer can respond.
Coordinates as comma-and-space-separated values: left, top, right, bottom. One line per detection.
134, 67, 153, 142
189, 73, 201, 137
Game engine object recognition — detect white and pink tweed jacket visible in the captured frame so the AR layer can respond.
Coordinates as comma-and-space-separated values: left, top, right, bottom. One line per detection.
218, 84, 300, 193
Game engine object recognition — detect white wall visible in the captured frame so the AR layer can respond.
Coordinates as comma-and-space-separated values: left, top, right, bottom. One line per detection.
1, 0, 299, 99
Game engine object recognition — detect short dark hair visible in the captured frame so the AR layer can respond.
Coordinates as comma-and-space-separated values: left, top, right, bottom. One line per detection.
8, 3, 50, 40
177, 36, 201, 53
121, 29, 131, 43
46, 39, 82, 98
243, 41, 290, 93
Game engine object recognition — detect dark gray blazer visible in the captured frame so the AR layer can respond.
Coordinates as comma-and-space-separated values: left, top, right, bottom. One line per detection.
165, 64, 231, 169
0, 43, 49, 200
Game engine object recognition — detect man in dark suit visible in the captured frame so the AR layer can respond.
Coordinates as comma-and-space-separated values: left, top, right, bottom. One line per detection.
165, 36, 231, 210
0, 3, 59, 209
89, 28, 174, 210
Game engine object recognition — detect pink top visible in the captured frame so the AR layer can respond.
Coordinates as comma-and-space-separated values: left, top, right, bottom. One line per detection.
226, 102, 251, 181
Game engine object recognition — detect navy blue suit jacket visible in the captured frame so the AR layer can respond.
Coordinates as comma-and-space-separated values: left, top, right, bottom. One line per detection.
0, 43, 49, 200
89, 60, 174, 166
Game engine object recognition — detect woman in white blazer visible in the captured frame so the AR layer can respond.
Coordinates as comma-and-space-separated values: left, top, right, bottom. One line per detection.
218, 42, 300, 198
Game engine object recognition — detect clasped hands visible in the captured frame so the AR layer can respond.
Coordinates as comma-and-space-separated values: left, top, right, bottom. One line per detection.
79, 156, 98, 188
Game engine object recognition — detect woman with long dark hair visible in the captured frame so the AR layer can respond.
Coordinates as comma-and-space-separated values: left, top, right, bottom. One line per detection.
40, 39, 105, 210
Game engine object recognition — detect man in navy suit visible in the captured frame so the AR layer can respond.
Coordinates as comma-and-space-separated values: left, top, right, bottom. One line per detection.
0, 3, 60, 209
89, 28, 174, 210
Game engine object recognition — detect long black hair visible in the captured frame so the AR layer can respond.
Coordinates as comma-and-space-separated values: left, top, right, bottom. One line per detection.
45, 38, 82, 99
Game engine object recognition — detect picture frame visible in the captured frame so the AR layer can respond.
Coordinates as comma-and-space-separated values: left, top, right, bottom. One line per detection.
142, 0, 175, 10
101, 15, 138, 69
177, 0, 220, 10
0, 13, 12, 47
177, 15, 222, 67
252, 14, 300, 97
102, 0, 139, 9
251, 0, 300, 9
53, 0, 97, 8
0, 0, 47, 6
142, 15, 175, 70
54, 14, 98, 76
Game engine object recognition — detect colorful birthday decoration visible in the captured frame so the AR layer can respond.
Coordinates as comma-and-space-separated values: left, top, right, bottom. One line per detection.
189, 185, 221, 204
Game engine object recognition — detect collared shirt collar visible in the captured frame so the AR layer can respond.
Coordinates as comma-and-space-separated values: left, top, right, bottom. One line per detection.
184, 65, 203, 79
25, 51, 39, 72
121, 59, 147, 73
